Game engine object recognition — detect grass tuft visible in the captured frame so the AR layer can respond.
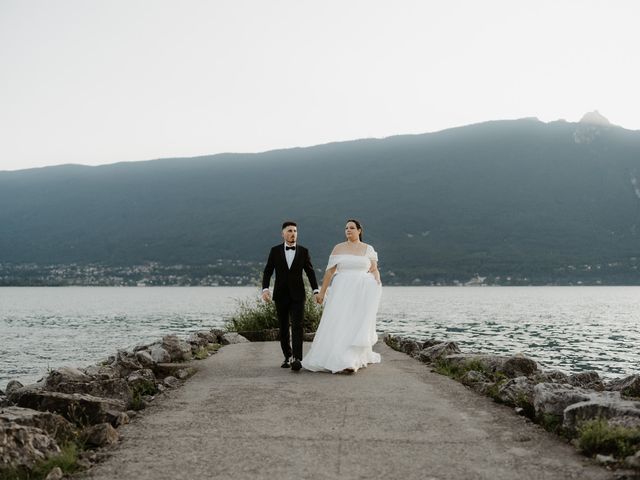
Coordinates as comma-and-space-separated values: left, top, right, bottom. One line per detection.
225, 290, 322, 333
577, 418, 640, 458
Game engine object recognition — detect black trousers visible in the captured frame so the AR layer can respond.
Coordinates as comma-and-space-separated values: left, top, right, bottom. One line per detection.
275, 297, 304, 360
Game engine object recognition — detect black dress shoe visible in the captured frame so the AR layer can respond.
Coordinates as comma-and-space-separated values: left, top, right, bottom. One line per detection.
281, 358, 291, 368
291, 359, 302, 371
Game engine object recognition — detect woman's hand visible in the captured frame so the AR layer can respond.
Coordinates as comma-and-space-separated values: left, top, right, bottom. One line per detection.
316, 292, 325, 304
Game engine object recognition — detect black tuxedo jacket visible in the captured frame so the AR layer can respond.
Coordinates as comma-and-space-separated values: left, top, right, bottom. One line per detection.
262, 244, 319, 303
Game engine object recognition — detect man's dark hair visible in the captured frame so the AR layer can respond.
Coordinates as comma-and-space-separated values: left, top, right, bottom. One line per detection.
282, 221, 297, 230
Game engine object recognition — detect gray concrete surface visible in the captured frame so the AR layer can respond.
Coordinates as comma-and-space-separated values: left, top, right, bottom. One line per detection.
80, 342, 616, 480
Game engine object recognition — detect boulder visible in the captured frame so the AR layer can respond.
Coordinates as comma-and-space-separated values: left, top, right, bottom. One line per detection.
83, 364, 118, 380
418, 342, 461, 364
210, 328, 225, 343
161, 335, 193, 361
163, 376, 180, 389
175, 368, 195, 380
533, 369, 569, 384
302, 332, 315, 342
567, 371, 604, 391
44, 367, 91, 389
6, 380, 25, 396
497, 377, 536, 415
126, 369, 156, 391
382, 333, 402, 351
0, 422, 61, 470
459, 370, 493, 395
10, 388, 126, 427
220, 332, 250, 345
46, 377, 133, 406
607, 374, 640, 398
501, 355, 538, 378
187, 332, 209, 348
397, 338, 422, 357
80, 423, 119, 448
443, 353, 537, 378
0, 394, 7, 408
422, 338, 444, 349
563, 395, 640, 434
153, 363, 197, 379
0, 407, 75, 444
626, 450, 640, 469
533, 383, 591, 418
135, 350, 156, 369
150, 346, 172, 364
112, 350, 143, 377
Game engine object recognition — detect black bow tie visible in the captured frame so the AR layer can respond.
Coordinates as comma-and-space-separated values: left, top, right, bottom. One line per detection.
285, 246, 296, 251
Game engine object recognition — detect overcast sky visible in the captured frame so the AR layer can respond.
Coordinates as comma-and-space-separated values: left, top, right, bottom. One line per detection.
1, 0, 638, 171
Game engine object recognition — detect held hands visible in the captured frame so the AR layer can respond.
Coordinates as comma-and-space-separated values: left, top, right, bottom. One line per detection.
261, 290, 272, 302
315, 292, 324, 304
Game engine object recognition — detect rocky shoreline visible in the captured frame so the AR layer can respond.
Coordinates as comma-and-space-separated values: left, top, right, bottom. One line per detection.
0, 329, 250, 479
384, 334, 640, 472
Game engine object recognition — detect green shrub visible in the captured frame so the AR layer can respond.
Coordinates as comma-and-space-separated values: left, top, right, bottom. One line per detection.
225, 289, 323, 332
0, 443, 81, 480
577, 418, 640, 458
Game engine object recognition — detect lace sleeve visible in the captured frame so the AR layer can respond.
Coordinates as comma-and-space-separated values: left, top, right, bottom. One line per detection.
326, 255, 339, 271
367, 245, 379, 262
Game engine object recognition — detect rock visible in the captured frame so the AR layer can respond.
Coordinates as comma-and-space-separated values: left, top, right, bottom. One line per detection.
607, 374, 640, 398
220, 332, 250, 345
6, 380, 25, 396
595, 454, 616, 465
153, 363, 197, 379
161, 335, 193, 361
397, 338, 422, 357
568, 371, 604, 391
210, 328, 225, 343
0, 407, 75, 444
563, 394, 640, 434
422, 338, 443, 349
497, 377, 536, 415
607, 415, 640, 429
175, 369, 195, 380
135, 350, 156, 368
45, 466, 64, 480
626, 450, 640, 468
127, 369, 156, 391
83, 364, 118, 380
150, 346, 172, 364
10, 388, 126, 427
187, 332, 208, 348
303, 332, 315, 342
533, 369, 569, 384
163, 376, 180, 389
156, 383, 167, 393
44, 367, 92, 389
126, 410, 137, 418
0, 422, 61, 470
533, 383, 591, 418
80, 423, 119, 448
46, 377, 133, 406
112, 350, 144, 377
383, 333, 402, 351
418, 342, 461, 363
501, 355, 538, 378
0, 394, 7, 408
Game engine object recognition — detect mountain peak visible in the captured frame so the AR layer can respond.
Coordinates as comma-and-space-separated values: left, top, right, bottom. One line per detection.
579, 111, 611, 126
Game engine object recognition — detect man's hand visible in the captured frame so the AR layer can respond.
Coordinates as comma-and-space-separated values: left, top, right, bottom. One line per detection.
262, 290, 271, 302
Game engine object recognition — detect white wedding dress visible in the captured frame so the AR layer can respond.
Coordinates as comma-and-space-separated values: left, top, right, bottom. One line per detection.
302, 245, 382, 373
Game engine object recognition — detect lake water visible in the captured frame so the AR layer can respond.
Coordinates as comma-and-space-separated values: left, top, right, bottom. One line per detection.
1, 286, 639, 390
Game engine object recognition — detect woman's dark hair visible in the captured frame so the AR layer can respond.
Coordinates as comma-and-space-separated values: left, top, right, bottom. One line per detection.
282, 221, 297, 230
346, 219, 363, 240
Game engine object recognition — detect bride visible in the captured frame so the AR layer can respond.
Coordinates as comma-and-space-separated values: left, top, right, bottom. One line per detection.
302, 219, 382, 373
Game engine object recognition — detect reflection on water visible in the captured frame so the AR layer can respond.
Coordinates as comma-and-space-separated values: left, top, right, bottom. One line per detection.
1, 286, 639, 389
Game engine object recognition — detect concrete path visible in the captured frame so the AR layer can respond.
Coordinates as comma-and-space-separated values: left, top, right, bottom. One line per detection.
80, 342, 615, 480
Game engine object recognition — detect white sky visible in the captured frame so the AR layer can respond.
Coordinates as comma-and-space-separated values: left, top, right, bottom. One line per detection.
1, 0, 639, 171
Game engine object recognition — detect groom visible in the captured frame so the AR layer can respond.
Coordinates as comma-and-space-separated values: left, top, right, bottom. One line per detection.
262, 221, 319, 371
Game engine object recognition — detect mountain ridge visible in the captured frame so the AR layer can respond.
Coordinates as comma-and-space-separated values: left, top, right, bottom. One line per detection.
2, 117, 640, 285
